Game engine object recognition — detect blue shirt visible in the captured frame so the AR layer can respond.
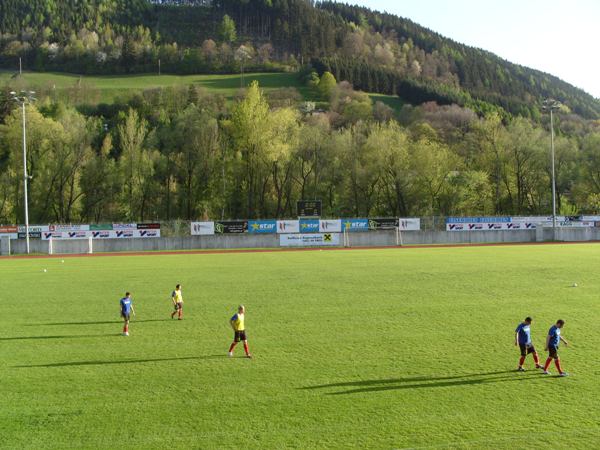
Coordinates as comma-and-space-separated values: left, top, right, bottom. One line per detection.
120, 297, 132, 315
515, 323, 532, 345
548, 325, 561, 348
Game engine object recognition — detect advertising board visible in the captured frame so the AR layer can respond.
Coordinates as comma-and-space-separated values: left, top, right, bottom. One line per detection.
248, 220, 277, 234
280, 233, 340, 247
276, 220, 300, 234
191, 221, 215, 236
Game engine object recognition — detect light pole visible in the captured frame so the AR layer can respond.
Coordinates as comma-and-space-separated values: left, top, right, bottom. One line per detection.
10, 90, 36, 254
542, 99, 561, 241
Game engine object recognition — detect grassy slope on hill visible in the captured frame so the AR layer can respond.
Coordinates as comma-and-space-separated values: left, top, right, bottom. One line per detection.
0, 70, 404, 110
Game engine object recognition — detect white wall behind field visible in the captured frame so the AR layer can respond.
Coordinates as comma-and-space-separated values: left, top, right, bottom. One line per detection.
4, 228, 600, 256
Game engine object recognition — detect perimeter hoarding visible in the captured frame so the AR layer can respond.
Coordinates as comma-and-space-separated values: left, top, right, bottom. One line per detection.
18, 232, 42, 239
43, 229, 161, 240
0, 226, 18, 239
214, 221, 248, 234
18, 225, 49, 233
280, 233, 340, 247
398, 218, 421, 231
137, 223, 161, 230
446, 216, 597, 231
191, 222, 215, 236
342, 219, 369, 232
248, 220, 277, 234
368, 218, 398, 230
319, 219, 342, 233
89, 224, 113, 231
48, 224, 90, 232
299, 219, 319, 233
276, 220, 300, 234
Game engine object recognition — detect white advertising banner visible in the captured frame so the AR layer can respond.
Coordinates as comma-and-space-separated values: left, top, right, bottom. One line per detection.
446, 222, 536, 231
276, 220, 300, 234
398, 218, 421, 231
42, 231, 86, 240
319, 219, 342, 233
42, 229, 161, 240
191, 221, 215, 235
112, 223, 138, 230
110, 229, 161, 238
446, 216, 597, 231
48, 224, 90, 232
280, 233, 340, 247
18, 225, 49, 233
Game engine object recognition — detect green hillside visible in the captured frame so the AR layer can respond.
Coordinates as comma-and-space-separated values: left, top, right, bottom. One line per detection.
0, 70, 403, 109
0, 0, 598, 119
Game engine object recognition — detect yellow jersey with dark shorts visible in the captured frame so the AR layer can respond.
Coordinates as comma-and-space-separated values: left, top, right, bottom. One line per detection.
172, 289, 183, 310
231, 313, 246, 341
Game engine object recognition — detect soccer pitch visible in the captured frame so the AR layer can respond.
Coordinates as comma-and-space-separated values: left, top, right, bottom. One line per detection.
1, 244, 599, 449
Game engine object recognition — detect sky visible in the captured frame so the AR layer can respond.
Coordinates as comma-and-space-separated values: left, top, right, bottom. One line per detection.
351, 0, 600, 99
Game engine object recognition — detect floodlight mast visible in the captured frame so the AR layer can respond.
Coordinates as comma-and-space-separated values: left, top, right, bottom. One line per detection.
11, 90, 36, 254
542, 99, 561, 241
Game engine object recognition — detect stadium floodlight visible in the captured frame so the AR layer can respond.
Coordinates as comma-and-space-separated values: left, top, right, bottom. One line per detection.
12, 90, 36, 254
542, 99, 561, 241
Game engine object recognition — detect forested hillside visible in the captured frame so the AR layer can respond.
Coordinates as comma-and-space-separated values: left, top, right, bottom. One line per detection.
0, 0, 599, 119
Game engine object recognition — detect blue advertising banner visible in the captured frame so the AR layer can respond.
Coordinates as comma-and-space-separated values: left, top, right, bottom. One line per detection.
342, 219, 369, 232
299, 219, 320, 233
248, 220, 277, 234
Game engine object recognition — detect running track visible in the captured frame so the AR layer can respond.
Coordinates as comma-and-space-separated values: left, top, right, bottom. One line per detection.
1, 240, 598, 259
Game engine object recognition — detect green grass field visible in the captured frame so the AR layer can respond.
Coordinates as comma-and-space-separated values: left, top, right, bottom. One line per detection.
0, 70, 403, 109
1, 244, 599, 449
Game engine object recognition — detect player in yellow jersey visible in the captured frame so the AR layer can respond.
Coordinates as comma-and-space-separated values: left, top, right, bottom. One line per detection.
170, 284, 184, 320
228, 305, 252, 358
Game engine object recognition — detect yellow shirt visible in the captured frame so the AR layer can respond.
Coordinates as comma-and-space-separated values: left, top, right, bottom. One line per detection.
172, 289, 183, 303
231, 313, 245, 331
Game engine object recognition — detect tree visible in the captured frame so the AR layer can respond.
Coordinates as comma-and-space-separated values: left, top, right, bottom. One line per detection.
448, 170, 493, 215
366, 121, 412, 215
81, 134, 120, 222
410, 136, 459, 214
117, 108, 155, 221
219, 15, 237, 44
0, 105, 64, 222
172, 106, 219, 219
318, 71, 337, 101
228, 81, 270, 217
266, 107, 301, 217
46, 107, 93, 222
234, 44, 254, 87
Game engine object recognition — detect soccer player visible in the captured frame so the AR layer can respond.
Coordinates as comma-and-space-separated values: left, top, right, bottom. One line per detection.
543, 319, 569, 376
514, 317, 543, 371
228, 305, 252, 358
120, 292, 135, 336
170, 284, 183, 320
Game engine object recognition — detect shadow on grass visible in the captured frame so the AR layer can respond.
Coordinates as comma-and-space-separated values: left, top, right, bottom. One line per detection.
26, 319, 170, 326
0, 334, 108, 341
15, 354, 227, 368
302, 370, 542, 395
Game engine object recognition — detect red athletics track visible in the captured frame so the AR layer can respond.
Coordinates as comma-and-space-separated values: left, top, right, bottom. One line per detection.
1, 240, 599, 260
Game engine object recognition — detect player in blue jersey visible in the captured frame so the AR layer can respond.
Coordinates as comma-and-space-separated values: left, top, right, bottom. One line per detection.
543, 319, 569, 376
514, 317, 543, 371
119, 292, 135, 336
